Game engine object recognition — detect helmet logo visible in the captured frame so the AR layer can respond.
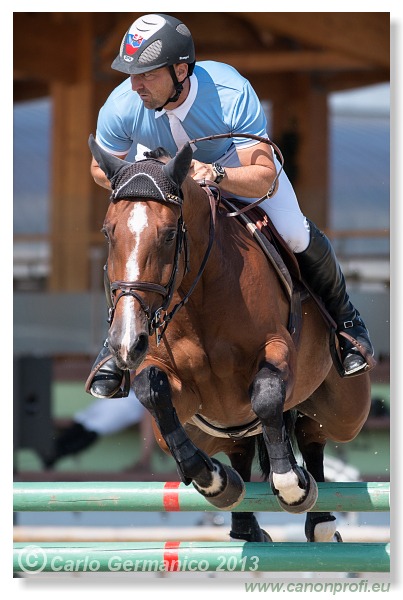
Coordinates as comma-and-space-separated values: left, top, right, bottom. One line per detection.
125, 33, 144, 56
123, 15, 165, 59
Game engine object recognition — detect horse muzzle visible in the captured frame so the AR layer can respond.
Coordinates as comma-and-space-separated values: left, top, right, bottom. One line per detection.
108, 328, 149, 371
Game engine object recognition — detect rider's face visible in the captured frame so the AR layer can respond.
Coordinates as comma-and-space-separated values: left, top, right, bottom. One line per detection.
130, 67, 176, 110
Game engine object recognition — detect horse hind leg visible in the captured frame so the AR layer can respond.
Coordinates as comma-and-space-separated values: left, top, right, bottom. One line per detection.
294, 413, 342, 542
225, 438, 272, 542
133, 366, 245, 509
250, 363, 318, 513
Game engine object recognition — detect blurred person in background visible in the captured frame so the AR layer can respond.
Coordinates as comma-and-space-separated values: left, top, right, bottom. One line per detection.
44, 388, 155, 471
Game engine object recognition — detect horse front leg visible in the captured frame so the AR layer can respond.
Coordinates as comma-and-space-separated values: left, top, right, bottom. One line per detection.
133, 366, 245, 509
250, 362, 318, 513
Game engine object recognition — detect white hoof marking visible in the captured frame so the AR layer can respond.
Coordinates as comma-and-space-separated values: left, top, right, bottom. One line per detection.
314, 520, 338, 542
273, 470, 305, 504
194, 464, 223, 495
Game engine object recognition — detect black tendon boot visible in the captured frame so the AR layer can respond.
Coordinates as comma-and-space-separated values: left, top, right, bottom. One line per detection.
296, 220, 374, 377
85, 340, 126, 398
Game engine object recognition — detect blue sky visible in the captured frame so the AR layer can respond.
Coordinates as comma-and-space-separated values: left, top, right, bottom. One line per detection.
330, 83, 390, 114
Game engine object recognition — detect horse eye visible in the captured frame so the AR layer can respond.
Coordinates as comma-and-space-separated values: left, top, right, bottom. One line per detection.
165, 231, 177, 244
101, 227, 109, 240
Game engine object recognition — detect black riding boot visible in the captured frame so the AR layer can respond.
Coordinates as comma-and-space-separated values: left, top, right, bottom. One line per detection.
86, 263, 128, 398
295, 220, 374, 376
86, 340, 126, 398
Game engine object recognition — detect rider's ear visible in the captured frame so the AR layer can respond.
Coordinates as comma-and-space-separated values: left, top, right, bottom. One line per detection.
88, 134, 131, 181
163, 142, 193, 188
174, 63, 189, 82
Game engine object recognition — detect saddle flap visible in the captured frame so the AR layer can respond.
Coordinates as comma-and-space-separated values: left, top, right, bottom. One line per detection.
221, 199, 296, 297
246, 205, 302, 283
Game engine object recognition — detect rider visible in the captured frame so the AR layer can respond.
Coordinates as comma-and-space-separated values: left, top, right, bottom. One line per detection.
88, 13, 374, 398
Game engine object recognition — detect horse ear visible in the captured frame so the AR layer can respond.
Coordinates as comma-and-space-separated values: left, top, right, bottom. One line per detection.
162, 143, 193, 188
88, 134, 131, 181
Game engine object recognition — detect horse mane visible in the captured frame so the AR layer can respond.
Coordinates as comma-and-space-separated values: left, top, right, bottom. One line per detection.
143, 147, 172, 161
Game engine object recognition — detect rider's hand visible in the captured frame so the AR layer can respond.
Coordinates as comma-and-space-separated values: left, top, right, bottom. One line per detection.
189, 159, 214, 182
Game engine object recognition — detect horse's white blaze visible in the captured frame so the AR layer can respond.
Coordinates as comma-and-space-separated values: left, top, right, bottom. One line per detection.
120, 204, 148, 358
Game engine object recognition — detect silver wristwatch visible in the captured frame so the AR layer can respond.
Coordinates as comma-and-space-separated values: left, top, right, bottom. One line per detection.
212, 162, 226, 184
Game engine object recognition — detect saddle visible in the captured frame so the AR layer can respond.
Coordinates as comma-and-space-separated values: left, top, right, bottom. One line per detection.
221, 198, 347, 377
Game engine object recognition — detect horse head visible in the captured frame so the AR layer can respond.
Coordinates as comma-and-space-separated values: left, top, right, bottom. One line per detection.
89, 135, 193, 371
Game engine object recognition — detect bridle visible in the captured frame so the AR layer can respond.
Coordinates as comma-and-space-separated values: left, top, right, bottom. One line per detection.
108, 185, 217, 346
107, 132, 283, 345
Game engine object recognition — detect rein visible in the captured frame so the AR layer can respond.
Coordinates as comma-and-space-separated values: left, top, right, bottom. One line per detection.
108, 132, 282, 344
189, 132, 284, 218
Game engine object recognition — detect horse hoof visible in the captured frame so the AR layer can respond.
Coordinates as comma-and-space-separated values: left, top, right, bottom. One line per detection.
276, 467, 318, 514
230, 529, 272, 543
261, 529, 273, 542
193, 459, 245, 510
230, 513, 271, 542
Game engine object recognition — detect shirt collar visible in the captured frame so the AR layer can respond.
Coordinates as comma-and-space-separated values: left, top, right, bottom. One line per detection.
155, 73, 198, 121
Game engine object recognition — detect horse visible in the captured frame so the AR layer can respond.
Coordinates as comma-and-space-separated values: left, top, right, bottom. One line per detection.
88, 135, 371, 543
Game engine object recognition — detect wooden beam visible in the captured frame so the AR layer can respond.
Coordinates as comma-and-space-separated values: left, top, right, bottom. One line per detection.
50, 80, 93, 291
13, 13, 80, 82
49, 15, 96, 292
317, 70, 390, 94
196, 50, 372, 73
241, 13, 390, 69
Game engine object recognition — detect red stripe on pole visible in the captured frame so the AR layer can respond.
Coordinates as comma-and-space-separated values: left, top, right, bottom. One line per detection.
163, 541, 181, 571
163, 481, 181, 511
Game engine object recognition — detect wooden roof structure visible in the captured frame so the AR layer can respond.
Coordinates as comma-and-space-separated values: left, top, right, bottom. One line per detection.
14, 12, 389, 291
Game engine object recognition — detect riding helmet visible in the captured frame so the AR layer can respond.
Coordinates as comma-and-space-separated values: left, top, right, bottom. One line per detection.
111, 14, 195, 75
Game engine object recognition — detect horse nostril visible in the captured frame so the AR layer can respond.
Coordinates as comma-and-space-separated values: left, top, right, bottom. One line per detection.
135, 333, 148, 354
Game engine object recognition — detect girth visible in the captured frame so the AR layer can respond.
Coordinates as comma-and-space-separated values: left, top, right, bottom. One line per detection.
191, 413, 263, 440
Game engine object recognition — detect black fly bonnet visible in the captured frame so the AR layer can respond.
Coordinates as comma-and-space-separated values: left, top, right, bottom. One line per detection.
110, 158, 183, 206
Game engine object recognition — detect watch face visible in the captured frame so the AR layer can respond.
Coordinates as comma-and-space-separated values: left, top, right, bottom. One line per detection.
213, 163, 225, 182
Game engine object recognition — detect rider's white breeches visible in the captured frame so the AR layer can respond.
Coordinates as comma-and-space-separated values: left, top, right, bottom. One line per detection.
221, 150, 310, 254
259, 164, 311, 254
